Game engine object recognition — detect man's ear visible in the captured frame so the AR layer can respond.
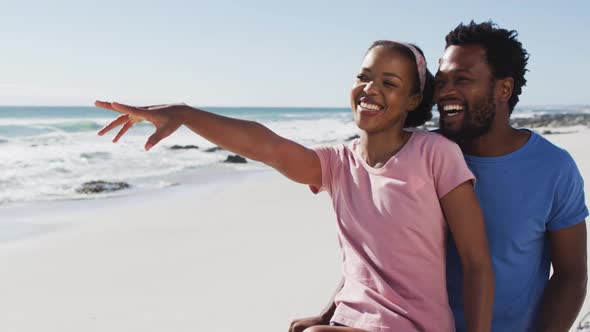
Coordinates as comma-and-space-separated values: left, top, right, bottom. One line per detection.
496, 77, 514, 103
408, 94, 422, 112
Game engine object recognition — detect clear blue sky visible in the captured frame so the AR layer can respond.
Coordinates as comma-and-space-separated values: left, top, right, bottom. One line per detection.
1, 0, 588, 107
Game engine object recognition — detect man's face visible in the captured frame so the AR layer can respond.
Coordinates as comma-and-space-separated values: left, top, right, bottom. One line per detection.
434, 45, 497, 142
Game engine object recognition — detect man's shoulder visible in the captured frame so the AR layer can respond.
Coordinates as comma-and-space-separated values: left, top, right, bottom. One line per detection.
528, 131, 576, 167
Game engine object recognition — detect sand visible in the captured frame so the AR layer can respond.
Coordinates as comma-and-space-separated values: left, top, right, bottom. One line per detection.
0, 171, 341, 332
1, 128, 589, 332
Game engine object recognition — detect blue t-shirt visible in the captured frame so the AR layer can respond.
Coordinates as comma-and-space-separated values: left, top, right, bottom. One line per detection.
446, 130, 589, 332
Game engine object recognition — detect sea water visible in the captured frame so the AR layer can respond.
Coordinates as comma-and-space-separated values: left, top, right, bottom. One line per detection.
1, 105, 588, 205
0, 106, 355, 205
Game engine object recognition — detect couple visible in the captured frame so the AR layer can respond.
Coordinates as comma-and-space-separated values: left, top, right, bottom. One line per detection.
95, 21, 588, 332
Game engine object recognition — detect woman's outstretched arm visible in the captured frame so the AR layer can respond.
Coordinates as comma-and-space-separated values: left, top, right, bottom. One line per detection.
95, 101, 322, 187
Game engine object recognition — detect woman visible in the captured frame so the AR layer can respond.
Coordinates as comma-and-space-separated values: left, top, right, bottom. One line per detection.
95, 40, 494, 332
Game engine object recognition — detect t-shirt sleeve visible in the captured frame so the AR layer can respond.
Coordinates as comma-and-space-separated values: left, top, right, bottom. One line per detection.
431, 136, 475, 199
546, 153, 589, 231
309, 145, 341, 195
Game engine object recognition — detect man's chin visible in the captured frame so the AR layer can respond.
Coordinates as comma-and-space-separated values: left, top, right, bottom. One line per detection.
439, 128, 462, 142
440, 125, 493, 144
438, 122, 463, 142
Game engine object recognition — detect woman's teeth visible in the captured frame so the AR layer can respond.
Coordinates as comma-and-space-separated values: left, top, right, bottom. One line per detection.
360, 101, 382, 111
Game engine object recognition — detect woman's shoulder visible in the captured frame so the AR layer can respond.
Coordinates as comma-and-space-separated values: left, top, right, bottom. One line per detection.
312, 141, 354, 161
408, 129, 459, 150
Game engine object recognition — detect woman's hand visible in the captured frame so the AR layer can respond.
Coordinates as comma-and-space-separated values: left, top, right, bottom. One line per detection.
95, 100, 323, 187
95, 100, 187, 151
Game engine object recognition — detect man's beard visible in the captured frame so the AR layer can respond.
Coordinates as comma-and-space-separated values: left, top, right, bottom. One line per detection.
439, 90, 496, 143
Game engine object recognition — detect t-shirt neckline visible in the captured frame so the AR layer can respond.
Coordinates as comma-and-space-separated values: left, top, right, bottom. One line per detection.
351, 130, 417, 173
463, 129, 538, 164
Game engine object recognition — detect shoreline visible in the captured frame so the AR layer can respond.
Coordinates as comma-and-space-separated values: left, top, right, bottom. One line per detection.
0, 168, 271, 242
2, 110, 589, 206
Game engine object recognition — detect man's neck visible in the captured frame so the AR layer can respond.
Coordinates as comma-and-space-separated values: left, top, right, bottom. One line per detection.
460, 120, 531, 157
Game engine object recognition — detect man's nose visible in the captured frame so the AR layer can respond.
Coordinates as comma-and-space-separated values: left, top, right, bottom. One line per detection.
435, 81, 457, 101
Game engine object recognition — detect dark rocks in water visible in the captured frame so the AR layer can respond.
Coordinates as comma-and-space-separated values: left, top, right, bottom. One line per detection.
170, 145, 199, 150
540, 129, 576, 135
80, 152, 112, 160
223, 155, 247, 163
510, 114, 590, 128
76, 181, 131, 194
346, 134, 360, 141
205, 146, 224, 153
428, 114, 589, 133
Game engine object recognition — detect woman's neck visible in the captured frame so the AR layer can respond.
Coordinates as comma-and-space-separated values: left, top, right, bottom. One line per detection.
359, 128, 411, 168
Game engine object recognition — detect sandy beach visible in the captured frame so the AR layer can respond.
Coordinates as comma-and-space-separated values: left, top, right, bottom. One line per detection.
1, 128, 589, 332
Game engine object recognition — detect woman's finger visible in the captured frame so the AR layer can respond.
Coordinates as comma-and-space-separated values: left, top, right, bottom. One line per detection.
98, 115, 130, 136
97, 99, 153, 111
94, 100, 118, 112
145, 104, 169, 110
145, 103, 185, 111
145, 128, 170, 151
111, 102, 152, 119
113, 120, 134, 143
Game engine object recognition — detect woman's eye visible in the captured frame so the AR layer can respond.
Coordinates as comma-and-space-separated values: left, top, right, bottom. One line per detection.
384, 81, 398, 88
356, 74, 368, 81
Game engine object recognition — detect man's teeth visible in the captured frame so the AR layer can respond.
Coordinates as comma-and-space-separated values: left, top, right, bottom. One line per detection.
442, 105, 464, 112
360, 101, 382, 111
442, 104, 464, 117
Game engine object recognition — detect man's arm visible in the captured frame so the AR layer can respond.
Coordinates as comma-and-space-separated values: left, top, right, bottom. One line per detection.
289, 278, 343, 332
441, 181, 494, 332
537, 221, 588, 332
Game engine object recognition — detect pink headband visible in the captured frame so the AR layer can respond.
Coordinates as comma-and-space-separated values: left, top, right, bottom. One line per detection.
399, 42, 427, 94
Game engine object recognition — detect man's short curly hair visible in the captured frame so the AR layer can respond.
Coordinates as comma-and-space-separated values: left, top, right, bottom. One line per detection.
445, 21, 529, 113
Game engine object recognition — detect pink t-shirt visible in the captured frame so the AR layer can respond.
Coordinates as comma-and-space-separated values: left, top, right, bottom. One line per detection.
313, 130, 474, 332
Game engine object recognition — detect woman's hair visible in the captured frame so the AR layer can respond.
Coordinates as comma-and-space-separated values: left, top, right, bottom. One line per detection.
367, 41, 434, 128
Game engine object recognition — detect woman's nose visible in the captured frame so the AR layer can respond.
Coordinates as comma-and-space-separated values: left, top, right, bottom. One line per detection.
363, 81, 379, 94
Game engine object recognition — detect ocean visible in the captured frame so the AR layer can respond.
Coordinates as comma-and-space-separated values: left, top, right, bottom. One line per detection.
1, 105, 588, 206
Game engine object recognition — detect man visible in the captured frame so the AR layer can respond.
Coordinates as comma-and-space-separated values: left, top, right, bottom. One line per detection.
290, 21, 588, 332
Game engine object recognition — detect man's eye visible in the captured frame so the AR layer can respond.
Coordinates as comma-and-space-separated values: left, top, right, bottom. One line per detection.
384, 81, 398, 88
434, 79, 446, 86
356, 74, 368, 81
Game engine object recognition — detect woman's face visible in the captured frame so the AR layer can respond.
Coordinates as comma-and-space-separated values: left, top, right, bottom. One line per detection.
350, 46, 419, 134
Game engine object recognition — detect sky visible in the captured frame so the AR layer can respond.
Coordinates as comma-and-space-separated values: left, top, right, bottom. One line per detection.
0, 0, 588, 107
